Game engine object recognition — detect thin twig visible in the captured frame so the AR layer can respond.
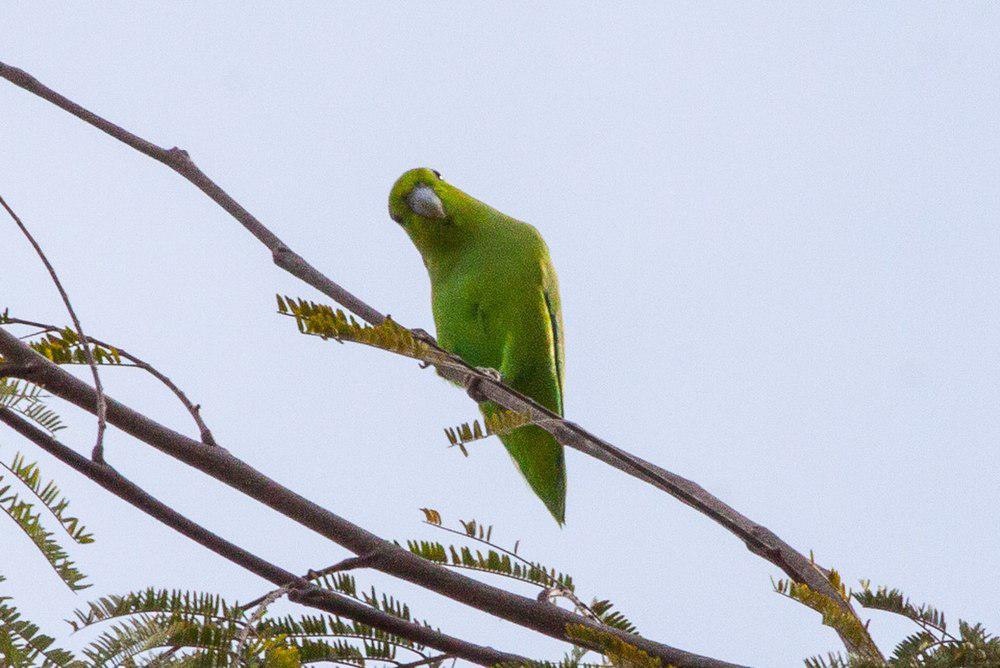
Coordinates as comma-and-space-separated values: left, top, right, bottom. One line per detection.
396, 655, 454, 668
424, 519, 601, 622
235, 585, 292, 660
240, 551, 382, 611
0, 405, 527, 667
0, 324, 743, 668
1, 315, 216, 445
0, 194, 108, 462
0, 63, 877, 656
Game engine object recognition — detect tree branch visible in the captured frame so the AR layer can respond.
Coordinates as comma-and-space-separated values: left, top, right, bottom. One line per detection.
0, 58, 872, 656
0, 193, 108, 462
0, 405, 525, 667
0, 314, 216, 446
0, 57, 867, 659
0, 327, 742, 668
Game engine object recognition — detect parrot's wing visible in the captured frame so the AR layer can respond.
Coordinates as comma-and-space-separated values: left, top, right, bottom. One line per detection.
541, 262, 565, 416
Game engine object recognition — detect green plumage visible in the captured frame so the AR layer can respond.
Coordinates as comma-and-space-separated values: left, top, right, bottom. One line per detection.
389, 168, 567, 524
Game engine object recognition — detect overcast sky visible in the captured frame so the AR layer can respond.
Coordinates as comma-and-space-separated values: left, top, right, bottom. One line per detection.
2, 4, 999, 666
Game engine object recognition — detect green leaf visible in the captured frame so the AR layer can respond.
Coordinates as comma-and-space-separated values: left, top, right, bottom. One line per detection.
0, 379, 66, 435
0, 453, 94, 543
0, 488, 89, 591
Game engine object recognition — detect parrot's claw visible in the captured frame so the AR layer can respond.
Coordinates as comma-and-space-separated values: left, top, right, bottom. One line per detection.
410, 328, 437, 345
476, 367, 503, 382
464, 367, 503, 402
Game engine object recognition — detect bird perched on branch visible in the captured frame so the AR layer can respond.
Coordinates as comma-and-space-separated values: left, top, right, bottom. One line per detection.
389, 168, 567, 524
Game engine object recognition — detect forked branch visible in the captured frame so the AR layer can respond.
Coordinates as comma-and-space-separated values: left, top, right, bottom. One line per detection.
0, 328, 740, 668
0, 314, 215, 446
0, 405, 525, 666
0, 194, 108, 462
0, 58, 868, 660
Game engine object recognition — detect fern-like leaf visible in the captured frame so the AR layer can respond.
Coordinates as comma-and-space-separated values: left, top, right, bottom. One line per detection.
409, 511, 575, 592
773, 574, 878, 660
564, 624, 662, 668
81, 615, 239, 667
444, 410, 532, 452
308, 573, 431, 649
28, 328, 122, 367
802, 653, 852, 668
406, 539, 575, 591
276, 296, 446, 364
70, 589, 241, 633
0, 488, 89, 591
852, 583, 948, 636
1, 453, 94, 543
0, 379, 65, 435
0, 379, 45, 405
258, 613, 428, 657
0, 585, 82, 666
589, 600, 638, 636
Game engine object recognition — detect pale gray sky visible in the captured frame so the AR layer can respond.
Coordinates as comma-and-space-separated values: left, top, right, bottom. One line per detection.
2, 3, 999, 666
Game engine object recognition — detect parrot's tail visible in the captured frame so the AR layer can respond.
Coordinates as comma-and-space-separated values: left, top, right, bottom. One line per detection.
494, 420, 567, 525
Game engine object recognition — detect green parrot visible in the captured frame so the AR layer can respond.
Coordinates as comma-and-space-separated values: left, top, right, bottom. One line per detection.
389, 167, 567, 524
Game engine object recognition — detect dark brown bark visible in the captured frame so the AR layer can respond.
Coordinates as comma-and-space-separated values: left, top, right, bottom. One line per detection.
0, 406, 526, 666
0, 56, 876, 662
0, 329, 743, 668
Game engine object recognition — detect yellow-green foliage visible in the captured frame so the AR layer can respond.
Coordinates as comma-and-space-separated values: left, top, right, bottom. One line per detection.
410, 509, 575, 591
445, 410, 533, 454
773, 570, 879, 659
28, 328, 122, 366
276, 295, 446, 364
564, 625, 664, 668
264, 644, 301, 667
63, 584, 436, 666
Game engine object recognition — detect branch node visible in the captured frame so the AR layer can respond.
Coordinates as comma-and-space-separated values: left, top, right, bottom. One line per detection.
166, 146, 191, 162
305, 548, 387, 581
410, 328, 438, 346
271, 243, 294, 266
0, 63, 37, 87
745, 525, 783, 561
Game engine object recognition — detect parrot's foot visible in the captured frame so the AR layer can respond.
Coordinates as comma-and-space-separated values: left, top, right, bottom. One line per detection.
476, 366, 503, 382
409, 328, 438, 345
464, 367, 503, 402
411, 329, 440, 369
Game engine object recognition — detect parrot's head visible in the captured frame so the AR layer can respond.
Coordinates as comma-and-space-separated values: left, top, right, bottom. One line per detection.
389, 167, 449, 226
388, 167, 463, 256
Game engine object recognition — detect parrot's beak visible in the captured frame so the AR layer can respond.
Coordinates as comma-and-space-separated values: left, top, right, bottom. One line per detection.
406, 184, 447, 220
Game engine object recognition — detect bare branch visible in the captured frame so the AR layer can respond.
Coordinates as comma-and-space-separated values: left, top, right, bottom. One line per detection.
396, 656, 455, 668
241, 550, 384, 611
1, 314, 216, 446
0, 326, 742, 668
0, 58, 872, 656
0, 62, 383, 328
235, 585, 292, 660
0, 193, 108, 462
0, 405, 527, 667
